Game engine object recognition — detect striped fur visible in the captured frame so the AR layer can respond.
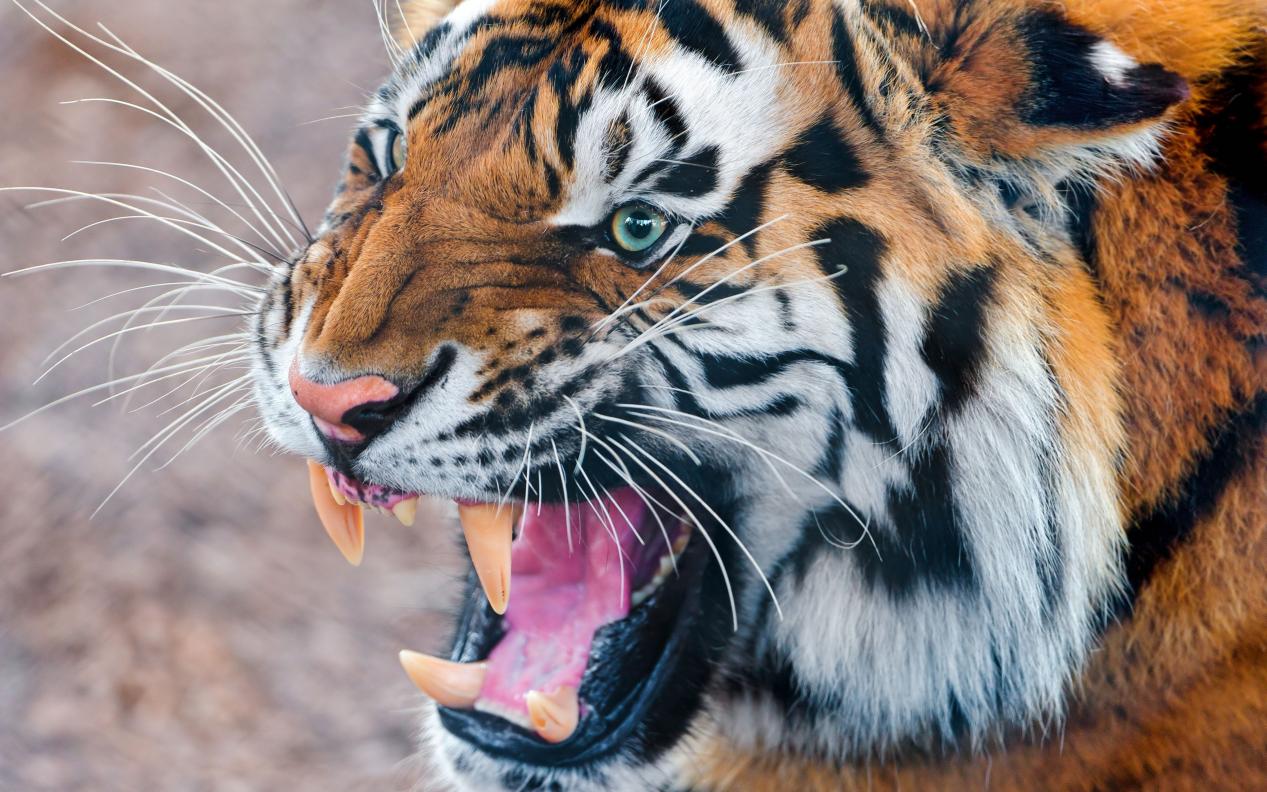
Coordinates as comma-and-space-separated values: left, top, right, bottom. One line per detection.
247, 1, 1267, 789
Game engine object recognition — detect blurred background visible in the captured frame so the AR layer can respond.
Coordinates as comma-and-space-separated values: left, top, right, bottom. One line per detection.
0, 2, 465, 789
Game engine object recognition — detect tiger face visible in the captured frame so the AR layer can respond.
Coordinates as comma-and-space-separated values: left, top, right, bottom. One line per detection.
250, 0, 1187, 788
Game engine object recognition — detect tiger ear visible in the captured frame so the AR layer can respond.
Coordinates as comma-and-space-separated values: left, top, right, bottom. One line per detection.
923, 4, 1189, 171
392, 0, 461, 48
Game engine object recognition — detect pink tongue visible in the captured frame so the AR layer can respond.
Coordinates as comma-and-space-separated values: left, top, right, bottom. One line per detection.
477, 490, 646, 722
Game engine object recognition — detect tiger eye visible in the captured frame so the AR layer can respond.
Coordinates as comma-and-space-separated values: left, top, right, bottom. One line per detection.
610, 205, 667, 253
390, 132, 406, 173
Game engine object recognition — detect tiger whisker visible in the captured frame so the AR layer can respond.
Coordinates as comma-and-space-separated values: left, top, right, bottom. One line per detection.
94, 377, 250, 517
34, 310, 256, 386
562, 395, 593, 475
592, 412, 702, 465
602, 434, 740, 630
620, 405, 873, 551
38, 301, 250, 374
6, 186, 270, 269
497, 420, 535, 511
593, 214, 788, 335
393, 0, 420, 50
631, 267, 851, 347
372, 0, 407, 67
615, 237, 829, 358
157, 396, 252, 470
124, 358, 249, 415
593, 476, 645, 546
574, 463, 630, 599
91, 14, 312, 242
587, 441, 682, 580
91, 350, 249, 409
129, 376, 250, 461
550, 437, 575, 554
620, 0, 669, 92
3, 259, 264, 289
71, 159, 288, 258
153, 360, 251, 418
71, 282, 256, 312
0, 344, 250, 433
618, 432, 783, 621
56, 93, 300, 253
723, 59, 840, 77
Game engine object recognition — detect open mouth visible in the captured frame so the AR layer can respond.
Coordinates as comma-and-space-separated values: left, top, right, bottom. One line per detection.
305, 460, 707, 762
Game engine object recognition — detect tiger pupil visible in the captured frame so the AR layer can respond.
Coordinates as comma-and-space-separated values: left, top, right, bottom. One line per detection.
625, 213, 654, 239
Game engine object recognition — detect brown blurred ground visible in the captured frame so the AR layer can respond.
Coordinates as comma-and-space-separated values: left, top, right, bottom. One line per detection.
0, 2, 466, 789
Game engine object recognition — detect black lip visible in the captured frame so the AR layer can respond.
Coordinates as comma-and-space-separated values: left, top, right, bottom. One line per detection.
438, 531, 709, 768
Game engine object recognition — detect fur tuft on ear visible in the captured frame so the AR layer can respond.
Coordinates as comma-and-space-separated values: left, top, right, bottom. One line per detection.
1016, 11, 1190, 130
392, 0, 461, 48
921, 2, 1189, 177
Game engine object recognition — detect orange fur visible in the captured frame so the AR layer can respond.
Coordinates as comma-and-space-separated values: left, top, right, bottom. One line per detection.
317, 2, 1265, 787
687, 2, 1267, 789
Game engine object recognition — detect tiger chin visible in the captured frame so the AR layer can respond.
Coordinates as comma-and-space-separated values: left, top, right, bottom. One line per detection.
237, 0, 1266, 790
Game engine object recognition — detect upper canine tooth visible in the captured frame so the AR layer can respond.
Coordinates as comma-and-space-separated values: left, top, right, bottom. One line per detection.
524, 686, 579, 743
457, 503, 515, 615
307, 460, 365, 566
392, 497, 418, 527
398, 650, 486, 709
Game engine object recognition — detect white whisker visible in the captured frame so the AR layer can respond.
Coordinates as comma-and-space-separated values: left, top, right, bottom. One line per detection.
619, 432, 783, 621
602, 434, 738, 630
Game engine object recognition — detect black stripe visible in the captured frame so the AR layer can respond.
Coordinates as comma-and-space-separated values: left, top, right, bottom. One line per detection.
695, 348, 847, 390
831, 10, 882, 132
712, 160, 773, 255
734, 0, 786, 42
589, 18, 636, 88
866, 439, 978, 598
551, 49, 593, 169
921, 264, 997, 414
1123, 394, 1267, 602
815, 405, 847, 480
862, 0, 926, 39
643, 79, 689, 157
783, 116, 870, 192
811, 216, 897, 442
653, 145, 720, 198
353, 127, 379, 179
1018, 11, 1187, 129
660, 0, 741, 71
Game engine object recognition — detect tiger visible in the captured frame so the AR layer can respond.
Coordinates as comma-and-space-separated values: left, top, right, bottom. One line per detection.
29, 0, 1267, 789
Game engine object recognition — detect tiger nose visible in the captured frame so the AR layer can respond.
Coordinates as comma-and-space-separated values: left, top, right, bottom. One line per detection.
288, 359, 401, 444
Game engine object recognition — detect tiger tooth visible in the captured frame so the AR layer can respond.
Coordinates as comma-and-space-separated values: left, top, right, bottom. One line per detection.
398, 650, 486, 709
307, 459, 365, 566
327, 478, 346, 506
457, 503, 515, 614
393, 497, 418, 527
524, 686, 579, 743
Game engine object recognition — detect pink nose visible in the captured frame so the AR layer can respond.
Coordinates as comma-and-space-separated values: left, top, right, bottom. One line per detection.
288, 359, 400, 443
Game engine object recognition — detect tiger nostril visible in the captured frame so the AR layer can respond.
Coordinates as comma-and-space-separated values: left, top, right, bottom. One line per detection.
339, 397, 408, 437
288, 360, 401, 443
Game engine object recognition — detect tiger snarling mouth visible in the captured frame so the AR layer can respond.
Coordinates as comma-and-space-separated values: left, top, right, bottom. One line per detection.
308, 462, 713, 756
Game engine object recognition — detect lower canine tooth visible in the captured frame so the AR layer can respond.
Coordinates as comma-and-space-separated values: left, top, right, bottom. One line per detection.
307, 460, 365, 566
457, 503, 516, 614
524, 686, 579, 743
392, 497, 418, 527
398, 650, 486, 709
327, 478, 346, 506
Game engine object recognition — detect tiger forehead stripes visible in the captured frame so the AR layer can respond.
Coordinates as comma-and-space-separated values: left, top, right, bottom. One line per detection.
238, 0, 1265, 789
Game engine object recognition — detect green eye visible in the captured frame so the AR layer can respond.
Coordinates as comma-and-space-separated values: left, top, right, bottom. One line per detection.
388, 130, 406, 174
610, 205, 668, 253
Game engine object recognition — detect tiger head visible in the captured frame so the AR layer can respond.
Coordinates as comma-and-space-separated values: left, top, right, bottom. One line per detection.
250, 0, 1189, 788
